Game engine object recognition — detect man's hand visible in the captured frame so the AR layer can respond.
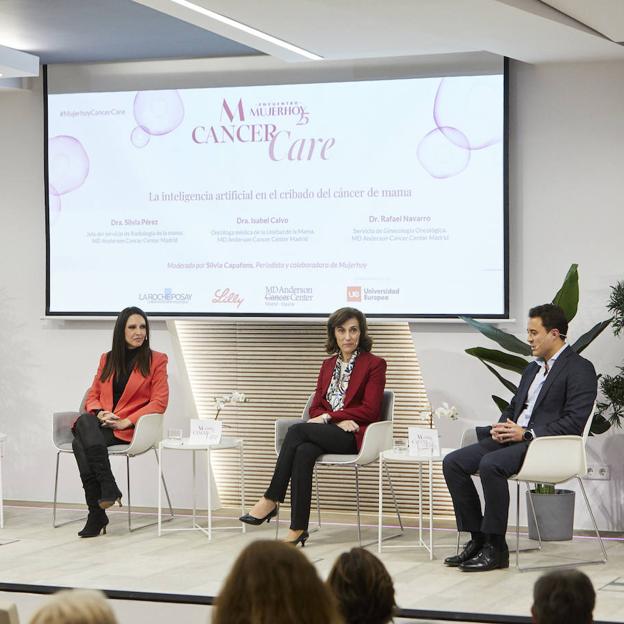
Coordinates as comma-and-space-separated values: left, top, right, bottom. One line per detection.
491, 419, 524, 443
307, 415, 328, 424
337, 420, 360, 433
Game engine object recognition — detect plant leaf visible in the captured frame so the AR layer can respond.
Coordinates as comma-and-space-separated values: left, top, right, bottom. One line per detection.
460, 316, 531, 355
465, 347, 530, 374
570, 319, 612, 354
552, 263, 579, 322
481, 361, 519, 394
589, 414, 611, 436
492, 395, 510, 413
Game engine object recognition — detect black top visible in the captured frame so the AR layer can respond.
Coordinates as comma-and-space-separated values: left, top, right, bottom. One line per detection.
112, 348, 140, 411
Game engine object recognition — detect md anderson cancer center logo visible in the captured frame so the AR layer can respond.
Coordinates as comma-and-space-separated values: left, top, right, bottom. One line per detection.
139, 288, 192, 304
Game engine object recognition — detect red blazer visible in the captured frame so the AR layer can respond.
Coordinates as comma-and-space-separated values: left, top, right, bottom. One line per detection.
309, 351, 387, 450
85, 350, 169, 443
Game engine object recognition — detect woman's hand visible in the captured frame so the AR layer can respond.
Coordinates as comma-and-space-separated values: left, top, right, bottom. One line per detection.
337, 420, 360, 433
103, 417, 133, 430
307, 415, 328, 424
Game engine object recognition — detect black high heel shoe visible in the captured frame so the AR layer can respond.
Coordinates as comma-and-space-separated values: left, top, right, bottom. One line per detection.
285, 530, 309, 547
239, 505, 278, 526
78, 510, 109, 538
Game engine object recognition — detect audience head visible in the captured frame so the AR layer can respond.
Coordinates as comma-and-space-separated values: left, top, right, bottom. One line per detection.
325, 307, 372, 355
532, 569, 595, 624
327, 547, 395, 624
29, 589, 117, 624
213, 540, 343, 624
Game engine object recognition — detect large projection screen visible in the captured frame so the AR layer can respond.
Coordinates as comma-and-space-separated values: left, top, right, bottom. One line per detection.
45, 66, 507, 318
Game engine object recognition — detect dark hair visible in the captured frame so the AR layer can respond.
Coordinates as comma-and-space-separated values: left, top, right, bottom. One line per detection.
532, 569, 595, 624
327, 547, 395, 624
213, 540, 343, 624
325, 307, 373, 354
528, 303, 568, 338
100, 307, 152, 382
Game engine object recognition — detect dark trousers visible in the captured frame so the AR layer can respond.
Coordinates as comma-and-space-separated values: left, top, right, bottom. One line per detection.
72, 413, 120, 508
265, 422, 357, 530
442, 437, 529, 535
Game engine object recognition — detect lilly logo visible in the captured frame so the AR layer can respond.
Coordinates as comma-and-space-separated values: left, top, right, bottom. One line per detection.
212, 288, 244, 309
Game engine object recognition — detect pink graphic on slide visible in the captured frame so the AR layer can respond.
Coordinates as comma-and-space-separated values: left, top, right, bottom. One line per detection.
48, 185, 61, 225
434, 77, 502, 150
418, 76, 502, 178
131, 90, 185, 147
417, 127, 470, 179
131, 125, 150, 148
48, 136, 90, 223
48, 136, 90, 195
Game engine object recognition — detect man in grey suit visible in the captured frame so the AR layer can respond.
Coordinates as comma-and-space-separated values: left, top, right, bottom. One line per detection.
443, 304, 597, 572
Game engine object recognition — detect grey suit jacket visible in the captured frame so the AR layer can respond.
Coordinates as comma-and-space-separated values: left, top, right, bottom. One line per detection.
478, 345, 597, 440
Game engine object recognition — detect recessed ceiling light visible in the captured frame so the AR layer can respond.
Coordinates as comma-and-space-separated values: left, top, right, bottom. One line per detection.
166, 0, 323, 61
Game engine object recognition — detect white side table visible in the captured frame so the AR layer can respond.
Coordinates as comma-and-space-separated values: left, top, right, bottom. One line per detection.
157, 436, 245, 539
378, 448, 454, 560
0, 434, 6, 528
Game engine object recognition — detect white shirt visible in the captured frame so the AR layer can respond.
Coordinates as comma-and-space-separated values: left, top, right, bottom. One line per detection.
517, 343, 568, 429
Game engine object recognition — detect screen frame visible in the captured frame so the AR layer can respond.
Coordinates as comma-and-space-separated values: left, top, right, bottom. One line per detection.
43, 59, 510, 320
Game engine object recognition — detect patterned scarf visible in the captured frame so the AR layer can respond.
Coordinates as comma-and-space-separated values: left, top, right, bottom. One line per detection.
326, 350, 359, 411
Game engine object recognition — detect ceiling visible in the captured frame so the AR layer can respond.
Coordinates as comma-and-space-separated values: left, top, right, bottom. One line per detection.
0, 0, 623, 77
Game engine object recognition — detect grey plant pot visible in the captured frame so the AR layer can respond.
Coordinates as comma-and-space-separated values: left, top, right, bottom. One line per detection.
526, 489, 575, 541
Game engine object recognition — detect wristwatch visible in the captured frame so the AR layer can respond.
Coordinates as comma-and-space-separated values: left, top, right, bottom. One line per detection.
523, 428, 535, 441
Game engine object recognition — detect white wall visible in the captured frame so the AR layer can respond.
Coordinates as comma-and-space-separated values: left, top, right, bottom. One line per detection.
0, 59, 623, 529
415, 60, 624, 530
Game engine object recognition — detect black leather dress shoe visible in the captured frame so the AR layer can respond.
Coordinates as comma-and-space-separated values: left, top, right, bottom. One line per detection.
459, 543, 509, 572
444, 539, 484, 567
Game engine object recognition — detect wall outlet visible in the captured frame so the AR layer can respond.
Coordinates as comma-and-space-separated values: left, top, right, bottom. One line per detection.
586, 464, 611, 480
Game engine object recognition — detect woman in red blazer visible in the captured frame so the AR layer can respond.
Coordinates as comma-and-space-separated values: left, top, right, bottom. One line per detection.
240, 307, 386, 546
72, 306, 169, 538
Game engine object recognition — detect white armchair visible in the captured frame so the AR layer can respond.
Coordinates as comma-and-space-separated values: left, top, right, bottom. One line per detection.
52, 393, 174, 532
274, 389, 401, 545
509, 404, 607, 570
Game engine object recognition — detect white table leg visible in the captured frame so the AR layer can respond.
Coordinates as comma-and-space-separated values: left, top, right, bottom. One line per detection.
378, 454, 383, 553
429, 459, 433, 560
418, 462, 423, 545
240, 442, 246, 534
157, 443, 162, 536
192, 450, 197, 527
207, 448, 212, 540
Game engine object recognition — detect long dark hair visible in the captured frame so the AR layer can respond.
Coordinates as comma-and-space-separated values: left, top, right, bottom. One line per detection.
325, 307, 373, 354
213, 540, 342, 624
100, 307, 152, 382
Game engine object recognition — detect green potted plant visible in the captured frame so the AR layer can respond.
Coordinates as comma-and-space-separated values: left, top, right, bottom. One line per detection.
595, 280, 624, 429
460, 264, 611, 540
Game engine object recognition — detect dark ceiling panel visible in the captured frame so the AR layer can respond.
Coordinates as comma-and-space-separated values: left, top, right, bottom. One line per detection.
0, 0, 261, 64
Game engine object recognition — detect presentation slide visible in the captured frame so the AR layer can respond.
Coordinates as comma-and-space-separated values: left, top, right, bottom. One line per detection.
46, 74, 505, 316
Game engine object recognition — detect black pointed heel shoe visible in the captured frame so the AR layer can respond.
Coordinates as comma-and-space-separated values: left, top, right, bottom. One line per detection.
78, 510, 109, 538
285, 530, 309, 547
239, 505, 278, 526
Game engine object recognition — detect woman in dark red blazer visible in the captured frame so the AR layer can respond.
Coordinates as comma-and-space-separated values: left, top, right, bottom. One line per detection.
240, 307, 386, 546
72, 306, 169, 538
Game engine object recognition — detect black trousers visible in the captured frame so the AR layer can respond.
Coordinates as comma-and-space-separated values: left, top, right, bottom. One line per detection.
72, 413, 120, 484
265, 422, 357, 530
442, 437, 529, 536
